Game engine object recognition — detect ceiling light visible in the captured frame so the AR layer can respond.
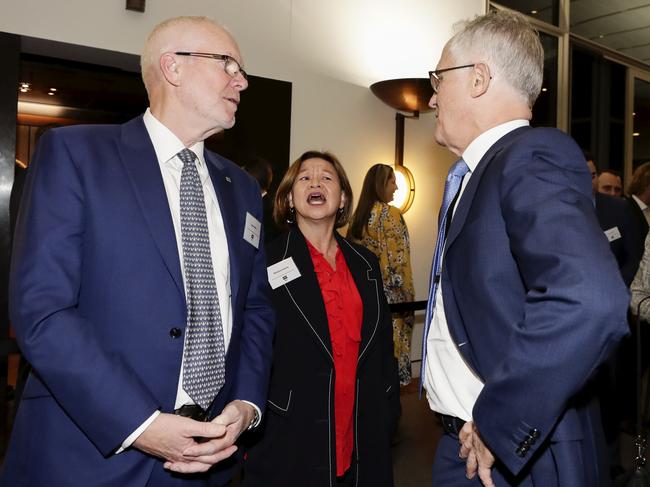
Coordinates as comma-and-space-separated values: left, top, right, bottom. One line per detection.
541, 87, 547, 92
633, 132, 640, 137
18, 82, 31, 93
49, 88, 57, 92
531, 10, 538, 14
599, 34, 605, 39
47, 92, 55, 96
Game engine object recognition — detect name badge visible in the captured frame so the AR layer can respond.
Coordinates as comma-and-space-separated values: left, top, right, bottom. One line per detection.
604, 226, 621, 242
267, 257, 301, 289
243, 212, 261, 249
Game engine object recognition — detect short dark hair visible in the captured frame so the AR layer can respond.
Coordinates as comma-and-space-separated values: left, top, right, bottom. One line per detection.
273, 150, 353, 230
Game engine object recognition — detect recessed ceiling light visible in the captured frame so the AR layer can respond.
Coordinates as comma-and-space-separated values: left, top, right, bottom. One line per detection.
18, 82, 31, 93
47, 92, 55, 96
599, 34, 605, 39
19, 88, 28, 93
541, 87, 548, 92
633, 132, 640, 137
531, 10, 538, 14
49, 88, 57, 92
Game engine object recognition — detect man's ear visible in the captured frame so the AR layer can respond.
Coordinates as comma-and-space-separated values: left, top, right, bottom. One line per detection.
470, 62, 491, 98
160, 53, 181, 86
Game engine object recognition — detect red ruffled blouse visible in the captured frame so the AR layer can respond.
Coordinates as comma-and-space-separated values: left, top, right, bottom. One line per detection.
307, 240, 362, 476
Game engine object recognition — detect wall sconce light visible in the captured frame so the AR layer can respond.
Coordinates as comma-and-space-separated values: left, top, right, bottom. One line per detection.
370, 78, 433, 213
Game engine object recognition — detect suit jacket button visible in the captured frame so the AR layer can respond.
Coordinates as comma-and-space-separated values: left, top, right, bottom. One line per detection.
515, 447, 525, 457
170, 327, 182, 338
529, 428, 540, 439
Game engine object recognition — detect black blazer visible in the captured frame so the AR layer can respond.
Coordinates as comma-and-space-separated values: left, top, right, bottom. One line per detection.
243, 228, 397, 487
595, 192, 643, 285
625, 195, 650, 265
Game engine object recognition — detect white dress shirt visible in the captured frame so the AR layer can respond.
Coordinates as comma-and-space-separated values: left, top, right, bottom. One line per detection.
120, 109, 233, 450
424, 119, 530, 421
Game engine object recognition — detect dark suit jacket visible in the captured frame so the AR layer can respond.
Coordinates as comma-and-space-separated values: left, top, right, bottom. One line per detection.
435, 126, 629, 484
595, 192, 644, 285
625, 195, 650, 269
242, 228, 397, 487
2, 116, 275, 487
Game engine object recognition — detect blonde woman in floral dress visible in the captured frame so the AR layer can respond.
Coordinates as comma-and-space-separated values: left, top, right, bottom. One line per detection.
348, 164, 415, 385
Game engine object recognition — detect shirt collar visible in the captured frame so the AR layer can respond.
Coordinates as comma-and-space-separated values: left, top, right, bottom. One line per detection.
633, 194, 649, 211
143, 108, 205, 167
461, 119, 529, 173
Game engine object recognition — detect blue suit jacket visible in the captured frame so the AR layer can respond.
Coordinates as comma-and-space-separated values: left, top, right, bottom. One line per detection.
439, 126, 629, 484
2, 116, 275, 487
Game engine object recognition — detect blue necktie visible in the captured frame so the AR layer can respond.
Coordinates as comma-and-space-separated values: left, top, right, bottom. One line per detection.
420, 158, 470, 383
178, 148, 226, 410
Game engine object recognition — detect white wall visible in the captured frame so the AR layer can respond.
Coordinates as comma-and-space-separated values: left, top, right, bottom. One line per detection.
1, 0, 485, 373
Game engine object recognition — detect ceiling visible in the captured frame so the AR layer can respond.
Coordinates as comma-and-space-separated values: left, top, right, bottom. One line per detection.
570, 1, 650, 65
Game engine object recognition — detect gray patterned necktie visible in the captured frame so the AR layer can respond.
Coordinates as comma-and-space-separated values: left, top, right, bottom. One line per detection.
178, 148, 226, 410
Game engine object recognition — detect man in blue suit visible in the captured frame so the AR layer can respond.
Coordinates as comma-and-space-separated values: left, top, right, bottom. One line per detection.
422, 10, 629, 487
2, 16, 275, 487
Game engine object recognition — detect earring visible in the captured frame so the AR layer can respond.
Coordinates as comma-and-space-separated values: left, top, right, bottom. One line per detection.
337, 207, 344, 215
286, 207, 296, 224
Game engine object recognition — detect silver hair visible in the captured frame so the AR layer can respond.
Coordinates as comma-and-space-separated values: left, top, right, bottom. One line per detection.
447, 10, 544, 107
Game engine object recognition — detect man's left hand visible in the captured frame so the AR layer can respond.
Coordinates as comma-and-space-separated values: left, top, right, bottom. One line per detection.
164, 400, 255, 473
459, 421, 496, 487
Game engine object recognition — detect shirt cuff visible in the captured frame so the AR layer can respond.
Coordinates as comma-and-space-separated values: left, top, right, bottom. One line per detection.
115, 410, 161, 454
240, 400, 262, 429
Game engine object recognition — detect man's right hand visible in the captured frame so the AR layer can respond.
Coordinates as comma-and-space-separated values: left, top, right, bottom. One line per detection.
133, 413, 227, 470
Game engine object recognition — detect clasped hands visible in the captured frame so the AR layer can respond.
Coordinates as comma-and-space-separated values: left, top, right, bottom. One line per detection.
459, 421, 496, 487
133, 400, 255, 474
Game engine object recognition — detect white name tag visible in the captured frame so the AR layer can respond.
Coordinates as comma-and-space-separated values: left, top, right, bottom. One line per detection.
243, 212, 261, 249
267, 257, 301, 289
604, 226, 622, 242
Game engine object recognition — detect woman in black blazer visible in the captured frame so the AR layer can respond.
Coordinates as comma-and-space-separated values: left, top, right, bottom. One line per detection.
242, 151, 398, 487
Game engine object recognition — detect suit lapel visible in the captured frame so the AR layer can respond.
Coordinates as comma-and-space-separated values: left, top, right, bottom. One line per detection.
119, 116, 184, 299
281, 229, 334, 361
336, 235, 379, 366
204, 151, 243, 310
445, 126, 530, 252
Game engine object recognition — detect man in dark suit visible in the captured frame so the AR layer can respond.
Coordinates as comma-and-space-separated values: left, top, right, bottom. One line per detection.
422, 10, 629, 486
587, 159, 643, 285
2, 16, 275, 487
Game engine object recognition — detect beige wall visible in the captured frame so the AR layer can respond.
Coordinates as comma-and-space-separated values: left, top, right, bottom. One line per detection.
1, 0, 485, 373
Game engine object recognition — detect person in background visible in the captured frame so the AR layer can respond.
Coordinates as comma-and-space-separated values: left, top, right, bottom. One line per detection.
2, 16, 275, 487
243, 151, 397, 487
243, 156, 280, 242
347, 163, 415, 387
423, 10, 628, 486
587, 158, 642, 285
625, 162, 650, 251
598, 168, 623, 197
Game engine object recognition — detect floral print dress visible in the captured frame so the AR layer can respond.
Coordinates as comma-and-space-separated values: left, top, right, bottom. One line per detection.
353, 202, 415, 385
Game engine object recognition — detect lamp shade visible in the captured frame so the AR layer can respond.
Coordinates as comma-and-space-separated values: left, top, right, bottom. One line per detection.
392, 165, 415, 213
370, 78, 434, 114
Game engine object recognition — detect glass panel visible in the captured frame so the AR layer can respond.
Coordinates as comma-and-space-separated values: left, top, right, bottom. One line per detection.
570, 44, 626, 176
490, 0, 559, 26
633, 77, 650, 171
532, 32, 558, 127
571, 1, 650, 66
